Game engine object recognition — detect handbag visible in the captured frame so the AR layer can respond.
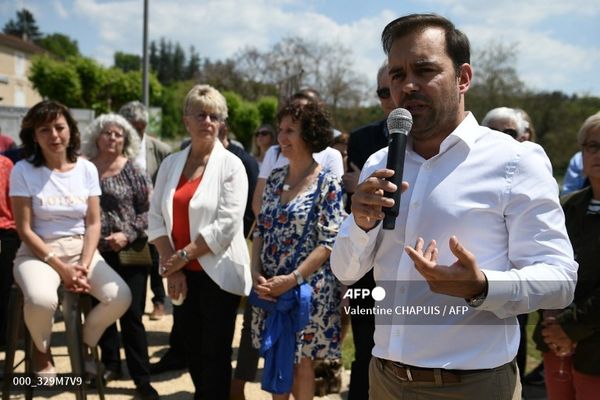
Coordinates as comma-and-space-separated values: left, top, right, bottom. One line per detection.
117, 237, 152, 266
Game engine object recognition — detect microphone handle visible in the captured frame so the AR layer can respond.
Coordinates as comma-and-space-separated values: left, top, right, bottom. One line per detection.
383, 132, 407, 230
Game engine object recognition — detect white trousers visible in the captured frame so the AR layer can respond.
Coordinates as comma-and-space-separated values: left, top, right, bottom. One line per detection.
13, 236, 131, 352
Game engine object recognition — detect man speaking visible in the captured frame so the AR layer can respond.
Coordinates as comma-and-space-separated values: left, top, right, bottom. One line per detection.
331, 14, 577, 399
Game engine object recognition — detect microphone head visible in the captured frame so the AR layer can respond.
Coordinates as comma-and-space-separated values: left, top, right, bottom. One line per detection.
387, 108, 413, 135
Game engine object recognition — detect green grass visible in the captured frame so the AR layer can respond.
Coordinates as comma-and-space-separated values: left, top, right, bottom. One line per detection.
340, 311, 543, 373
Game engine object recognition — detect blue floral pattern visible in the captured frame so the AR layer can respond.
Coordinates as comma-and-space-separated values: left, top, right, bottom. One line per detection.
251, 166, 344, 361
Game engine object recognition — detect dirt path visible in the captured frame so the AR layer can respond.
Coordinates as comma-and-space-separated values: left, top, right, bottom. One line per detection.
2, 291, 349, 399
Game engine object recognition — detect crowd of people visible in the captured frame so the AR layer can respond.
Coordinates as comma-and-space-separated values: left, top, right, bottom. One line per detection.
0, 12, 598, 400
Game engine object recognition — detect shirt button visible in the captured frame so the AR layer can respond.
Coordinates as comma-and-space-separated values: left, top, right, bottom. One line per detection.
412, 202, 420, 208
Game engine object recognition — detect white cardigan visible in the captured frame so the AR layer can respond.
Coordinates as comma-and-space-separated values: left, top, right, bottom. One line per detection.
148, 140, 251, 296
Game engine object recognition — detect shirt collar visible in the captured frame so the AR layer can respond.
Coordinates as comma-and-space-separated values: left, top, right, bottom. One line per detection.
438, 112, 481, 154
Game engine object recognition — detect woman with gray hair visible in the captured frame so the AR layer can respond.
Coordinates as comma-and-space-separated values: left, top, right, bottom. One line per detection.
82, 113, 158, 399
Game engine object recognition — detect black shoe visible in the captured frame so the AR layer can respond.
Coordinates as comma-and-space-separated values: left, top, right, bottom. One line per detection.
135, 382, 159, 400
103, 368, 123, 383
149, 354, 186, 375
523, 363, 545, 386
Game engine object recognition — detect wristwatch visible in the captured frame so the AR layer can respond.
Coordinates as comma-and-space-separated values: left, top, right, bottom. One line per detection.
466, 290, 487, 308
177, 249, 190, 263
466, 275, 489, 308
292, 269, 304, 285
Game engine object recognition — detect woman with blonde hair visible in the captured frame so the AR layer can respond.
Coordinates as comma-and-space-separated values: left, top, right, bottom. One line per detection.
252, 124, 277, 167
149, 84, 251, 399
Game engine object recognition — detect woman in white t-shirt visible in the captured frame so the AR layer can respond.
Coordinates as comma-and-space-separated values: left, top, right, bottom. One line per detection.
10, 101, 131, 377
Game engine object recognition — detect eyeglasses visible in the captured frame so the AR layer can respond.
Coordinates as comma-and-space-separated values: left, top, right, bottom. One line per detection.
187, 112, 222, 123
582, 141, 600, 155
376, 87, 391, 99
255, 130, 272, 137
502, 128, 518, 139
100, 130, 124, 139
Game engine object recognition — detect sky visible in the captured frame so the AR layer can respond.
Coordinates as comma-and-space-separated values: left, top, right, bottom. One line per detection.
1, 0, 599, 98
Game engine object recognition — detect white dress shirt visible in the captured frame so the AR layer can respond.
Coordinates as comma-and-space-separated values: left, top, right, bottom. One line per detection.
258, 145, 344, 179
331, 113, 577, 369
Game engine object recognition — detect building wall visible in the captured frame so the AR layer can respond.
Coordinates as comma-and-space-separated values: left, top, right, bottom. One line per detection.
0, 106, 95, 145
0, 43, 43, 108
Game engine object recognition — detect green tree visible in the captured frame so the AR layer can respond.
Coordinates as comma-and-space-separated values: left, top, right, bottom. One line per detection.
114, 51, 141, 72
70, 56, 109, 109
222, 91, 261, 147
256, 96, 278, 125
29, 54, 163, 115
186, 46, 201, 80
29, 55, 82, 106
3, 8, 42, 41
37, 33, 79, 59
467, 41, 525, 119
157, 80, 193, 138
172, 43, 186, 82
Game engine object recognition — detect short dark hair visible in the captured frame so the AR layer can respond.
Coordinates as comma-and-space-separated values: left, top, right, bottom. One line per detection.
381, 13, 470, 74
291, 88, 322, 105
276, 102, 332, 153
20, 100, 80, 167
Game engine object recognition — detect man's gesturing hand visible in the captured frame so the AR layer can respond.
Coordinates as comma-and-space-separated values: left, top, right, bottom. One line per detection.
350, 168, 408, 231
405, 236, 487, 299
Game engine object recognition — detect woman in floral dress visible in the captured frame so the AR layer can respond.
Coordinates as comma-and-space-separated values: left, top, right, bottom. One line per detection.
251, 101, 344, 399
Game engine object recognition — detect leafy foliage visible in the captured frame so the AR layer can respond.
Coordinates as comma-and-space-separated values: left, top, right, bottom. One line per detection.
29, 55, 162, 116
28, 55, 82, 106
36, 33, 80, 59
114, 51, 141, 72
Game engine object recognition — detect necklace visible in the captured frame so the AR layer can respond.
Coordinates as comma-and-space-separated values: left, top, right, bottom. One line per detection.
283, 160, 316, 192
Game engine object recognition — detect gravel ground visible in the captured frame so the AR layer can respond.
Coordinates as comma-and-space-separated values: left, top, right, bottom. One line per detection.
1, 289, 349, 400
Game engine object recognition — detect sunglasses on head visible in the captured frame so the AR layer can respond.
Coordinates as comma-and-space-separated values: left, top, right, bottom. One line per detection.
376, 87, 391, 99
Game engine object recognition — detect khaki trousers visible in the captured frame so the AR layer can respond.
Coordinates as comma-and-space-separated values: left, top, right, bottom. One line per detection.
369, 356, 521, 400
13, 236, 131, 352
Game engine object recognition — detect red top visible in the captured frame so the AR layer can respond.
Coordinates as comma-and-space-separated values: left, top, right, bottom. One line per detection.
171, 172, 203, 271
0, 135, 15, 153
0, 155, 16, 230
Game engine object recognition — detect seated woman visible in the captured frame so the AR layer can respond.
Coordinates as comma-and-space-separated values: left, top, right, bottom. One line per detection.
82, 113, 158, 399
9, 100, 131, 376
149, 84, 251, 400
533, 112, 600, 400
251, 102, 344, 399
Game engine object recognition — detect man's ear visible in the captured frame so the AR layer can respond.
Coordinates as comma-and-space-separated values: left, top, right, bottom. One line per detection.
457, 63, 473, 94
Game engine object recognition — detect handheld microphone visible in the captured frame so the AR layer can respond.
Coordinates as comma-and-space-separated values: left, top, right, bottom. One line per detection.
383, 108, 412, 230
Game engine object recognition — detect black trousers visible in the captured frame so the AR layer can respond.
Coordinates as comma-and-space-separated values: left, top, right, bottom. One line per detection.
98, 251, 152, 386
149, 244, 166, 305
348, 270, 375, 400
0, 229, 19, 346
516, 313, 528, 379
182, 270, 240, 400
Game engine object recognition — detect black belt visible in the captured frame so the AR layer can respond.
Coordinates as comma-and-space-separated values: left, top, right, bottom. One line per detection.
377, 357, 490, 384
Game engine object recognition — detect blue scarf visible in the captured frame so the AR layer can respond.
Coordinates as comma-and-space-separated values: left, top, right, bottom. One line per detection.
249, 283, 312, 394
